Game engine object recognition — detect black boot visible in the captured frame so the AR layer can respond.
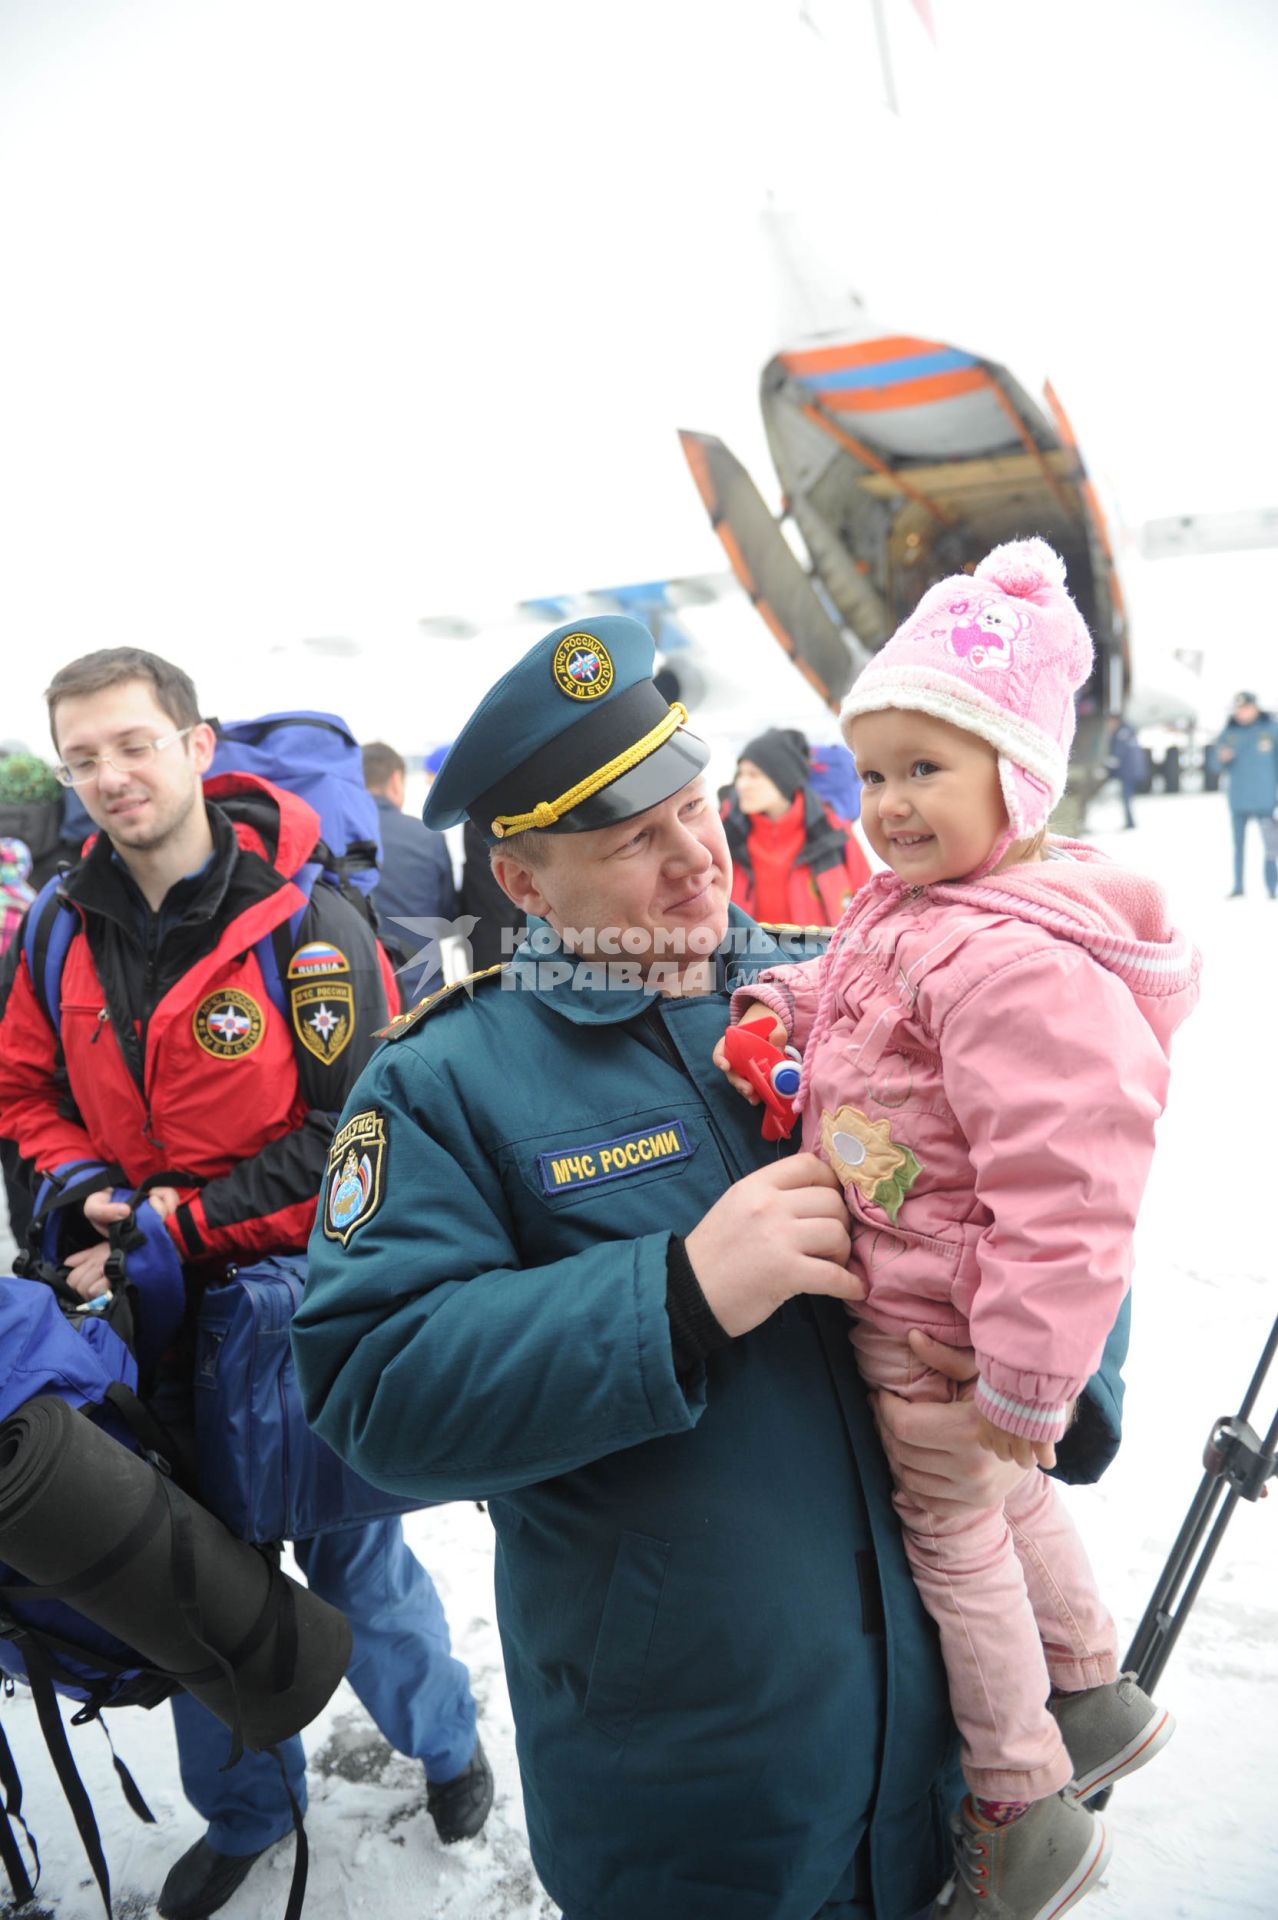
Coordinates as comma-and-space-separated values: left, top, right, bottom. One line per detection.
157, 1837, 271, 1920
426, 1736, 494, 1843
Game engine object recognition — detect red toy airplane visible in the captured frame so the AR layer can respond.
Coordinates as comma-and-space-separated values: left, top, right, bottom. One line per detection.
722, 1016, 802, 1142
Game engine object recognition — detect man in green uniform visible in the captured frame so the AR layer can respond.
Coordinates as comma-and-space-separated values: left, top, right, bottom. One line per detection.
292, 617, 1127, 1920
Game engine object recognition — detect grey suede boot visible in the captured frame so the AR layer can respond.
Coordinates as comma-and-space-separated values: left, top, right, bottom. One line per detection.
1049, 1673, 1174, 1803
928, 1793, 1110, 1919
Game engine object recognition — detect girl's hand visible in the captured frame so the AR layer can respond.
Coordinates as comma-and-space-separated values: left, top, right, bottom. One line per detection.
974, 1409, 1056, 1471
711, 1005, 787, 1101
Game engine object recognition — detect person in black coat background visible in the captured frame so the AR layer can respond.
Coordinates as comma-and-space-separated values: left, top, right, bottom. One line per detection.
362, 742, 459, 984
459, 818, 527, 970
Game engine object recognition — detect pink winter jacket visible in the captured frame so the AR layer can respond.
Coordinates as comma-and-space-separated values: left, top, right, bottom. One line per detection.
732, 843, 1200, 1444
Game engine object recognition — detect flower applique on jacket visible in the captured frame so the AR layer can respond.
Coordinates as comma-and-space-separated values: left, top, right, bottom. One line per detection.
820, 1104, 921, 1225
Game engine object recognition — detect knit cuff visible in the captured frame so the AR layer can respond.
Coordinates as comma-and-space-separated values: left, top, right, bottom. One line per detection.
975, 1376, 1069, 1444
727, 979, 794, 1036
666, 1237, 732, 1380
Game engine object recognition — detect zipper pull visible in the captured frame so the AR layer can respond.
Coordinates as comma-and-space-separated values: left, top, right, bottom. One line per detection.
90, 1007, 109, 1044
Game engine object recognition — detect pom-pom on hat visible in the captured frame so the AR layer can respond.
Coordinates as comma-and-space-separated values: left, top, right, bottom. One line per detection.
839, 537, 1093, 849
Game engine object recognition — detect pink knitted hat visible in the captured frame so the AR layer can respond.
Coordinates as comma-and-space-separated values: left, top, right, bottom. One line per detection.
839, 537, 1094, 850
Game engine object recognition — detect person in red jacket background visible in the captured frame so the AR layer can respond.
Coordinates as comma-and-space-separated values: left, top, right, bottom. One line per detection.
0, 647, 490, 1920
723, 727, 872, 925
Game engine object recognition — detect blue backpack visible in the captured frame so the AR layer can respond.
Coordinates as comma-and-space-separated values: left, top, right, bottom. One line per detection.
0, 1264, 191, 1914
23, 707, 386, 1034
209, 709, 382, 901
808, 741, 862, 823
0, 1276, 181, 1705
0, 1248, 316, 1920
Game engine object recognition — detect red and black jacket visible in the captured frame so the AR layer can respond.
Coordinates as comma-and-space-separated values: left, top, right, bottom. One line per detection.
0, 774, 394, 1266
722, 787, 872, 926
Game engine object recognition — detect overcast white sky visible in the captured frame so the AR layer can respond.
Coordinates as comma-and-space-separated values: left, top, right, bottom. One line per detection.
1, 0, 1274, 747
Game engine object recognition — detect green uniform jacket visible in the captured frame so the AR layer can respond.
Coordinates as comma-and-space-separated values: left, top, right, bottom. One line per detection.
294, 909, 1126, 1920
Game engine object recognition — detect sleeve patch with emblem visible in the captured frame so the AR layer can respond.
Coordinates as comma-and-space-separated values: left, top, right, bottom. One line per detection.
292, 979, 354, 1063
323, 1109, 387, 1243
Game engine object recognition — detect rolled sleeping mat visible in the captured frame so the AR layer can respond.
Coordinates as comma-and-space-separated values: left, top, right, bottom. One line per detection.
0, 1396, 352, 1750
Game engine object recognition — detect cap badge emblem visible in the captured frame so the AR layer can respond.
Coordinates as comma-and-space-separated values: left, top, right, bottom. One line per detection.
552, 632, 615, 701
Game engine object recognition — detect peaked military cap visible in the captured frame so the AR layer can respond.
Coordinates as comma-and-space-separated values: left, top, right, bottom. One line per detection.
423, 615, 710, 844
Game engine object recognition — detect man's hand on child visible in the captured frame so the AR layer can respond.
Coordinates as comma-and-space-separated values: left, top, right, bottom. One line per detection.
712, 1003, 786, 1101
871, 1332, 1042, 1512
975, 1409, 1057, 1471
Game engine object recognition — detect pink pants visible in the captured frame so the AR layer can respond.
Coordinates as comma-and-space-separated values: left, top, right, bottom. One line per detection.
851, 1322, 1118, 1800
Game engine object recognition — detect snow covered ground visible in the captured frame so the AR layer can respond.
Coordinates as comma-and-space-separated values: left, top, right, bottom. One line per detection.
1, 787, 1274, 1920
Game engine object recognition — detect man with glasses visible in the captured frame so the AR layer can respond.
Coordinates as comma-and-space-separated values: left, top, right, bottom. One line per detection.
0, 648, 491, 1920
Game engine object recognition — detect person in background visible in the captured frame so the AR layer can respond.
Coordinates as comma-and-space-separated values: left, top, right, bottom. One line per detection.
1104, 712, 1143, 830
723, 727, 871, 925
1210, 691, 1278, 898
459, 816, 527, 969
363, 741, 460, 994
0, 836, 36, 1244
0, 655, 490, 1920
0, 750, 69, 890
0, 837, 34, 955
362, 740, 459, 942
425, 742, 529, 974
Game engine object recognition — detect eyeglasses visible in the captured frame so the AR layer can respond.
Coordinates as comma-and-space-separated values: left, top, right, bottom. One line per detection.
54, 728, 195, 787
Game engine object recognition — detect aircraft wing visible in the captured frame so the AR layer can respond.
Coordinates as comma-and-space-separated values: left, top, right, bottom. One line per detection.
1138, 508, 1278, 559
678, 428, 865, 712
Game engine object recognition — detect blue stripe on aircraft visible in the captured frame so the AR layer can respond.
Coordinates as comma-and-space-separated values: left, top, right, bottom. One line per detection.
794, 348, 978, 394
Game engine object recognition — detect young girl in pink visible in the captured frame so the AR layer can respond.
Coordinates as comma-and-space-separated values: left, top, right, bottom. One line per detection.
719, 539, 1199, 1920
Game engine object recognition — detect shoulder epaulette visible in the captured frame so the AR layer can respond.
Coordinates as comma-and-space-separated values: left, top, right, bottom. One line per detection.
376, 963, 506, 1041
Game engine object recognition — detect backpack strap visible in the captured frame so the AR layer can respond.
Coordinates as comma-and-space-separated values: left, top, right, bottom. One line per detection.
256, 901, 309, 1024
22, 1635, 114, 1917
21, 876, 77, 1040
100, 1380, 198, 1494
0, 1716, 38, 1909
0, 1603, 185, 1705
89, 1714, 157, 1827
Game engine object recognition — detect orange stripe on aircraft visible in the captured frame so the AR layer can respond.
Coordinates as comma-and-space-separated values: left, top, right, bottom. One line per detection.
780, 335, 948, 378
716, 524, 765, 611
680, 434, 714, 514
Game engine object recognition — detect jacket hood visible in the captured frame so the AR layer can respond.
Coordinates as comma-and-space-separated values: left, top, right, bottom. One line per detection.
943, 839, 1199, 1051
203, 771, 323, 882
852, 839, 1200, 1055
